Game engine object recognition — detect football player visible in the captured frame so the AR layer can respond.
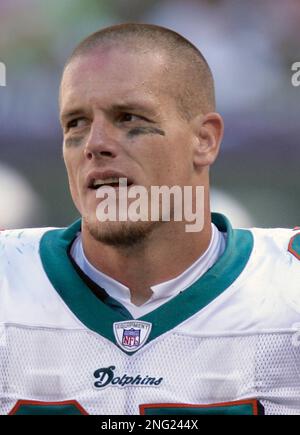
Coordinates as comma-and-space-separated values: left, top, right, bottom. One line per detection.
1, 23, 300, 415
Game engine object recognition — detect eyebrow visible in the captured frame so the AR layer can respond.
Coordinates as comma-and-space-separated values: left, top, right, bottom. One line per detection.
110, 103, 158, 117
60, 101, 158, 124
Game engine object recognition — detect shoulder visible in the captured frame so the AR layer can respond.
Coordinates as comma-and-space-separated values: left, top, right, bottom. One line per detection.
248, 225, 300, 265
0, 226, 60, 285
0, 226, 57, 261
0, 225, 83, 329
0, 226, 54, 241
181, 224, 300, 335
243, 225, 300, 298
233, 225, 300, 328
0, 226, 58, 293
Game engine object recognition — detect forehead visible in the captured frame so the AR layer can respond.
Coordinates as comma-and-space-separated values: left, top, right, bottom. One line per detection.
60, 47, 171, 115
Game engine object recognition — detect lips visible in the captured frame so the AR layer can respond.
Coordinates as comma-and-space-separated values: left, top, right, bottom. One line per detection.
86, 170, 134, 190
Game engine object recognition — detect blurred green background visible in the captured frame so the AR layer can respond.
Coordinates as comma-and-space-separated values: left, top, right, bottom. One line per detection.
0, 0, 299, 229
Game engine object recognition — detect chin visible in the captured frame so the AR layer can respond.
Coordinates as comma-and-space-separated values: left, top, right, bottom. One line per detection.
83, 216, 158, 248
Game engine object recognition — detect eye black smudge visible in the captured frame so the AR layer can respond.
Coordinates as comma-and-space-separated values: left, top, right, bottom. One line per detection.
64, 136, 83, 147
127, 127, 165, 138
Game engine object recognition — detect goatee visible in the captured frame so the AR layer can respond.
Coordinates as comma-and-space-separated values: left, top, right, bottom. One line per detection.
83, 218, 159, 248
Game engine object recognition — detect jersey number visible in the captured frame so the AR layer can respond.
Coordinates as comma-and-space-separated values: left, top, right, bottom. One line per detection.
9, 398, 263, 415
9, 400, 88, 415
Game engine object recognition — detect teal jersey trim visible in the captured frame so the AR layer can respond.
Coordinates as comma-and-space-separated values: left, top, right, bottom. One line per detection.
39, 213, 253, 353
289, 233, 300, 260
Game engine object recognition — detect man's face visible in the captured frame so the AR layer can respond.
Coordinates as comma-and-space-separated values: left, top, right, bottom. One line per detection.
60, 46, 200, 246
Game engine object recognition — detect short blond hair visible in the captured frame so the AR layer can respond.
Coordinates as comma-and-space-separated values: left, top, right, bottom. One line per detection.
63, 23, 215, 119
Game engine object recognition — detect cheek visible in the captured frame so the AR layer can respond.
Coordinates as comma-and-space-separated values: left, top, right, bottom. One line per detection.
63, 150, 81, 201
64, 151, 75, 184
145, 153, 188, 187
155, 138, 193, 180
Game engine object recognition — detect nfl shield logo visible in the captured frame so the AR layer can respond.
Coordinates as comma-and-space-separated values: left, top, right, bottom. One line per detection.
113, 320, 152, 352
122, 328, 140, 348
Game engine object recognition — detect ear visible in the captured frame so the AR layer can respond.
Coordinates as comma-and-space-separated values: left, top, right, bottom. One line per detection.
192, 112, 224, 168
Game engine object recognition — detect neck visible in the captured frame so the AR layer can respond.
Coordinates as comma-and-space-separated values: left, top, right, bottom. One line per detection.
81, 207, 212, 305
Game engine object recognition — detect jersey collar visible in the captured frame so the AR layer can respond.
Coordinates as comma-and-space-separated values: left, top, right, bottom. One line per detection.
40, 213, 253, 354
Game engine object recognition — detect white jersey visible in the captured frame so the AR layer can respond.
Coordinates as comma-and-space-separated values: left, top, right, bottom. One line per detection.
1, 213, 300, 415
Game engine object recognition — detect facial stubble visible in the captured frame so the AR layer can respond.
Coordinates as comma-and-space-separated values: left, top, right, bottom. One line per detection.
83, 216, 160, 249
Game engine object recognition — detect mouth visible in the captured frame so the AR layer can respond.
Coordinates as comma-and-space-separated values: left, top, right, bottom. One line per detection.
87, 172, 134, 191
89, 177, 133, 190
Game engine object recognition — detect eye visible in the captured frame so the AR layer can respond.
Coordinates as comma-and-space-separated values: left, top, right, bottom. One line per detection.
66, 118, 88, 131
119, 113, 145, 123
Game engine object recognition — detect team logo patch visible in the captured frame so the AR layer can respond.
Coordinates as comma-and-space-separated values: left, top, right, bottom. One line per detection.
113, 320, 152, 352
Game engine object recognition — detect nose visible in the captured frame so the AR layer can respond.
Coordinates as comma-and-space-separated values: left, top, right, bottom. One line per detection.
84, 117, 118, 161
